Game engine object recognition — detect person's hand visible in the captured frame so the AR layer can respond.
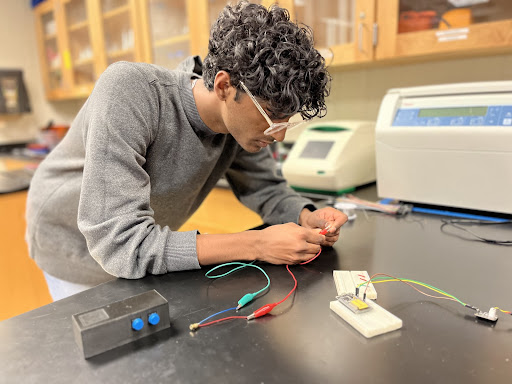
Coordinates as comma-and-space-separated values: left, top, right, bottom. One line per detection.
299, 207, 348, 247
255, 223, 325, 265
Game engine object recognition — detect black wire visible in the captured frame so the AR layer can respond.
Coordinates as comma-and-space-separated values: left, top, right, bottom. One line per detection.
440, 219, 512, 246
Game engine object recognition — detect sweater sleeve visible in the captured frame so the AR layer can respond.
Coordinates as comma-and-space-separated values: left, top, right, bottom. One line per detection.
225, 146, 316, 225
77, 62, 200, 279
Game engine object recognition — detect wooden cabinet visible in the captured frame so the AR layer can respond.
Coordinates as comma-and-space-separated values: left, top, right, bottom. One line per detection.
286, 0, 377, 66
95, 0, 145, 66
35, 0, 279, 99
137, 0, 377, 70
62, 0, 97, 96
0, 159, 52, 321
34, 0, 145, 100
286, 0, 512, 67
36, 0, 512, 99
138, 0, 206, 68
376, 0, 512, 61
138, 0, 277, 69
34, 0, 68, 99
35, 0, 381, 100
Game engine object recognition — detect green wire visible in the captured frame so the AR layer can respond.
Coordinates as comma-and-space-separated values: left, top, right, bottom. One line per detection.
205, 262, 270, 297
358, 276, 466, 306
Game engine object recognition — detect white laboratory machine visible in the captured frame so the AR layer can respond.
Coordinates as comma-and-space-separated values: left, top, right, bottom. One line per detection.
282, 120, 376, 195
375, 81, 512, 215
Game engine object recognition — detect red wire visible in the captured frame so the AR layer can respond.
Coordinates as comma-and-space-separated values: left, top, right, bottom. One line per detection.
300, 227, 326, 265
269, 246, 323, 306
274, 264, 298, 305
198, 316, 247, 328
199, 228, 327, 326
300, 249, 322, 265
195, 259, 305, 328
270, 231, 325, 306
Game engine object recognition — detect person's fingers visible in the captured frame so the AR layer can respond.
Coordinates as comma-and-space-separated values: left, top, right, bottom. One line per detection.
291, 225, 324, 243
325, 228, 340, 237
330, 215, 348, 232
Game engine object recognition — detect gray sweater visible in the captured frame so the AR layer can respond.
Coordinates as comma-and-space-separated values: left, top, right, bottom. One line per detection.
26, 60, 314, 285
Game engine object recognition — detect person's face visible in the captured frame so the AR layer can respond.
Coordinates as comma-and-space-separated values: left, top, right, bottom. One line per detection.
224, 90, 290, 153
239, 81, 304, 137
216, 74, 299, 153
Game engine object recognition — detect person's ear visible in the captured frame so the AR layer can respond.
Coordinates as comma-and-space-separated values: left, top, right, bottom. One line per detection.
213, 71, 233, 101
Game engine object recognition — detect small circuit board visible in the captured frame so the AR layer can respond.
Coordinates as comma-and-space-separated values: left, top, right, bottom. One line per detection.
333, 270, 377, 299
475, 307, 499, 322
330, 295, 402, 338
337, 293, 372, 314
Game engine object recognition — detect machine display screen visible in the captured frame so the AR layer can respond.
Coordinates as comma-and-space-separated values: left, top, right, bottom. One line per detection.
299, 141, 334, 159
392, 104, 512, 126
418, 106, 488, 117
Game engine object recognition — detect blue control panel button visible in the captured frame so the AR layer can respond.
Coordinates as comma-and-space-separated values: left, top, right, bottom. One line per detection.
148, 312, 160, 325
131, 318, 144, 331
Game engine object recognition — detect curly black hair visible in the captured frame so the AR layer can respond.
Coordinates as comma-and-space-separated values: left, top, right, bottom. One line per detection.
202, 1, 330, 120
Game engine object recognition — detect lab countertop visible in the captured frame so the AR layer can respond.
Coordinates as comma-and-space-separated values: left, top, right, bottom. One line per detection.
0, 156, 37, 194
1, 186, 512, 383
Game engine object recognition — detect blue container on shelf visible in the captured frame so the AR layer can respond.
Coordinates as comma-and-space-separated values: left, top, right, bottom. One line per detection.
31, 0, 46, 8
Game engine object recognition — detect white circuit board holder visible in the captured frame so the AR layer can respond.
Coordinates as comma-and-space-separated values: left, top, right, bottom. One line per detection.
331, 270, 402, 338
330, 298, 403, 338
333, 270, 378, 299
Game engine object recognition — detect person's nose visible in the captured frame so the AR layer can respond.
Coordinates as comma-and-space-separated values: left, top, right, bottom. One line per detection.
272, 128, 287, 142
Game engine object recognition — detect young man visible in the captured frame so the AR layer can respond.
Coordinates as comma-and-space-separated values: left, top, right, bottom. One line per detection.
26, 1, 347, 300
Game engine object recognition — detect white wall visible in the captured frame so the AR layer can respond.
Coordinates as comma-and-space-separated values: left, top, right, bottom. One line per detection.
325, 54, 512, 122
0, 0, 84, 145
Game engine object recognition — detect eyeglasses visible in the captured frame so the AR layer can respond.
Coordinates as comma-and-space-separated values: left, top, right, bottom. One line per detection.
239, 81, 305, 136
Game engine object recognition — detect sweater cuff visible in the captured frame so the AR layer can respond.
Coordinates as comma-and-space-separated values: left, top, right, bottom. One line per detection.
164, 230, 201, 272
